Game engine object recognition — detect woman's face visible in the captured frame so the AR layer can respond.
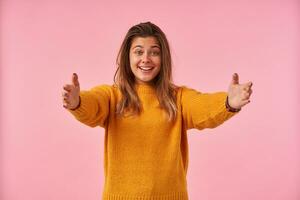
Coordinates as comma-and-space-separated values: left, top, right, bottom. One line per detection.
129, 36, 161, 84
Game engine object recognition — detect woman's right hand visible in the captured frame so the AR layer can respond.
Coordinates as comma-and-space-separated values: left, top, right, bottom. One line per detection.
62, 73, 81, 110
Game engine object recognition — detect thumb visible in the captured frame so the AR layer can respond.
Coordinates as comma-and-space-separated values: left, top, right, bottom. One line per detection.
231, 73, 239, 85
72, 73, 80, 87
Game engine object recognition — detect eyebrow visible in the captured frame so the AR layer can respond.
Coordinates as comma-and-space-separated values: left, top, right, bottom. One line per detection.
132, 45, 161, 49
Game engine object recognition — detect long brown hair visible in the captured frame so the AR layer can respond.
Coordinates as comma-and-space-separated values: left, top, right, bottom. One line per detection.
114, 22, 177, 121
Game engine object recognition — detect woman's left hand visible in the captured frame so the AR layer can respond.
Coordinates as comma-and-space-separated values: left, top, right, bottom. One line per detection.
227, 73, 253, 110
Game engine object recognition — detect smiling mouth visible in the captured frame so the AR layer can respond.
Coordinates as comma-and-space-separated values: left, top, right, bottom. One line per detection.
138, 66, 154, 72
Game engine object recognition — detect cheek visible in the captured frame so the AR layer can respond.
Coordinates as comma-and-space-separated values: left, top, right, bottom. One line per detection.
156, 59, 162, 69
130, 56, 140, 66
156, 56, 162, 65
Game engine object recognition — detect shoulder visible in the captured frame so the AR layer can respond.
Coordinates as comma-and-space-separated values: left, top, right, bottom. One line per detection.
87, 84, 118, 97
90, 84, 113, 91
173, 85, 202, 97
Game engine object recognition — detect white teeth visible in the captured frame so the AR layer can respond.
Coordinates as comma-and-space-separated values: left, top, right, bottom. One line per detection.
139, 66, 153, 71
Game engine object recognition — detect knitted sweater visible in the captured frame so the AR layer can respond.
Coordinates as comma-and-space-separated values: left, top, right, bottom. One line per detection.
68, 83, 238, 200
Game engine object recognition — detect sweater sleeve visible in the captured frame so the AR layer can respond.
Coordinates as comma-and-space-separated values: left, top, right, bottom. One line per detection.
67, 85, 111, 128
181, 86, 238, 130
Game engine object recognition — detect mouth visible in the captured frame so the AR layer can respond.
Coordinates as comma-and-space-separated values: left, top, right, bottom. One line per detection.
138, 66, 154, 72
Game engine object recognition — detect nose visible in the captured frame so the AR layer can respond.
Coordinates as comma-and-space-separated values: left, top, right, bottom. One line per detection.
141, 53, 151, 63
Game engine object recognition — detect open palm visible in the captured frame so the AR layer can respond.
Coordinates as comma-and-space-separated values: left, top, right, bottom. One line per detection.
227, 73, 253, 109
62, 73, 81, 110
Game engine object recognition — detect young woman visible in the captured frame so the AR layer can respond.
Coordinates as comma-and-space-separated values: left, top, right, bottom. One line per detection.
62, 22, 253, 200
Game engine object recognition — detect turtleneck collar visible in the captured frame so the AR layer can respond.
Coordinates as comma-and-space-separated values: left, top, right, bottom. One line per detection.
135, 83, 156, 94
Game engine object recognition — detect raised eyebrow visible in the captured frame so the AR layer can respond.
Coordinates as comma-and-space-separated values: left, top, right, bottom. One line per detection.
132, 45, 143, 49
132, 45, 161, 49
151, 45, 161, 49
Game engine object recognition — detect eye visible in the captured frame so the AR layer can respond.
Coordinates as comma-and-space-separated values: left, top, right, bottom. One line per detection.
134, 50, 143, 55
152, 51, 160, 56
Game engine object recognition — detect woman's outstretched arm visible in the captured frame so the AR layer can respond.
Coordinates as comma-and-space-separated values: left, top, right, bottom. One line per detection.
181, 73, 253, 131
62, 73, 111, 128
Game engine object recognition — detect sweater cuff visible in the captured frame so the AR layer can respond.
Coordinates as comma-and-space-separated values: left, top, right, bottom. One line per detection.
225, 96, 241, 113
67, 92, 90, 117
219, 92, 239, 117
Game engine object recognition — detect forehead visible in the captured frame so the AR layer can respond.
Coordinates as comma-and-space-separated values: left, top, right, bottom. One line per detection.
131, 36, 160, 48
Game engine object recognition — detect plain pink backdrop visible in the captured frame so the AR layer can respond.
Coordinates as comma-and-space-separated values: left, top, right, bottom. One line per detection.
1, 0, 299, 200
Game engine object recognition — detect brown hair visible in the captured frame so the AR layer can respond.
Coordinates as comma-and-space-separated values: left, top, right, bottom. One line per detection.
114, 21, 177, 121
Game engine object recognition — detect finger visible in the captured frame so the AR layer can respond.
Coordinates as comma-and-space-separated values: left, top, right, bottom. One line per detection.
63, 96, 69, 102
248, 89, 253, 96
62, 91, 69, 98
240, 99, 251, 107
63, 98, 70, 104
63, 84, 73, 92
247, 81, 253, 88
72, 73, 80, 87
244, 82, 253, 89
242, 92, 250, 100
231, 73, 239, 85
243, 82, 253, 91
243, 86, 249, 92
63, 102, 70, 109
63, 101, 69, 108
62, 94, 70, 103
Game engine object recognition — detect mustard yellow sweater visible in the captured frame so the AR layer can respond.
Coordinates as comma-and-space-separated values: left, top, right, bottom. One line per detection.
68, 83, 237, 200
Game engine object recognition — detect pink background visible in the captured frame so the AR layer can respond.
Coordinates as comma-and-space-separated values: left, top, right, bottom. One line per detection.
1, 0, 299, 200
